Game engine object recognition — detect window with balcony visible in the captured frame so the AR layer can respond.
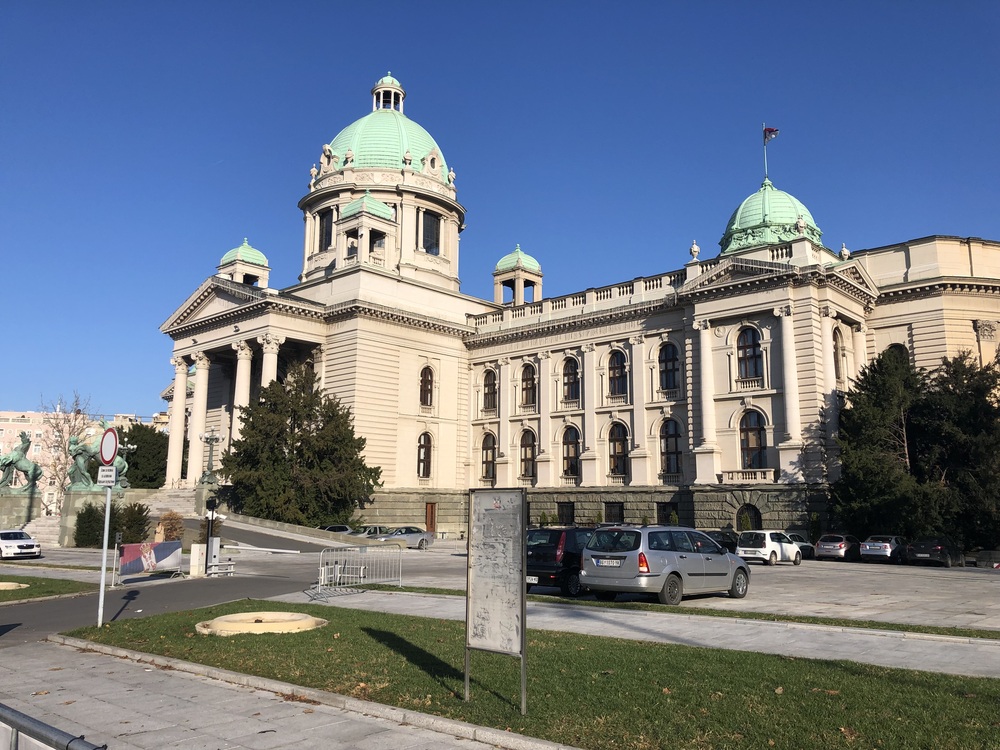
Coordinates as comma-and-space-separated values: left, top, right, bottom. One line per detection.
520, 430, 537, 479
608, 350, 628, 398
481, 433, 496, 482
417, 432, 433, 478
562, 357, 580, 404
658, 342, 681, 395
483, 370, 497, 413
562, 426, 580, 477
608, 422, 629, 477
419, 367, 434, 408
739, 411, 767, 469
737, 327, 763, 384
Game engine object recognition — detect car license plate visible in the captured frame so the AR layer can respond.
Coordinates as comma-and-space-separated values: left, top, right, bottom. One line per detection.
595, 558, 622, 567
916, 553, 930, 558
525, 576, 538, 584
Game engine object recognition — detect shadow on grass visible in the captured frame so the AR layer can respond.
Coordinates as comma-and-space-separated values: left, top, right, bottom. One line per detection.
362, 627, 513, 707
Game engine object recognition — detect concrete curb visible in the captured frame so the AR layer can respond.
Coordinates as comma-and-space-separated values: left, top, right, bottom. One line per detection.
47, 635, 582, 750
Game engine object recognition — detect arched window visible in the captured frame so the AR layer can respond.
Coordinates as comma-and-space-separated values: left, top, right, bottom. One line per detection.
658, 343, 680, 392
419, 367, 434, 407
521, 363, 537, 407
659, 419, 682, 476
417, 432, 432, 478
736, 504, 762, 532
609, 422, 629, 476
481, 433, 496, 482
562, 426, 580, 477
562, 358, 580, 402
483, 370, 497, 411
520, 430, 536, 478
737, 327, 763, 380
608, 350, 628, 397
739, 411, 767, 469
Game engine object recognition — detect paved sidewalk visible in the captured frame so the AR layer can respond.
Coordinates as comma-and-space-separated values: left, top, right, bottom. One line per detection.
273, 589, 1000, 680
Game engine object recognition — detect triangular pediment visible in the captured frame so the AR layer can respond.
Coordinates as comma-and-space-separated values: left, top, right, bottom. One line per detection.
160, 277, 268, 334
679, 257, 797, 295
830, 259, 879, 297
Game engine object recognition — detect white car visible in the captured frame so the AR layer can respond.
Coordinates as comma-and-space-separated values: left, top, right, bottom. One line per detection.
0, 530, 41, 559
736, 530, 802, 566
787, 532, 815, 560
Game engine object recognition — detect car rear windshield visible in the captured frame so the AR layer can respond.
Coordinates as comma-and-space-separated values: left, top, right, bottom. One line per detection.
738, 532, 766, 548
527, 530, 561, 546
818, 535, 844, 543
868, 536, 893, 543
586, 529, 641, 553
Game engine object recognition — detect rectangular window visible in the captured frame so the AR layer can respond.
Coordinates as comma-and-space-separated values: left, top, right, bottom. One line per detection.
557, 502, 575, 525
604, 502, 624, 524
319, 209, 334, 251
422, 212, 441, 255
656, 502, 679, 525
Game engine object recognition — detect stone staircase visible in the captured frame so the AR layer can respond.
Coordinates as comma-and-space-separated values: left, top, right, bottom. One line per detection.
141, 489, 200, 519
23, 515, 62, 549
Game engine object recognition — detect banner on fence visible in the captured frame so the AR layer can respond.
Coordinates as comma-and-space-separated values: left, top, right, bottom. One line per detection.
119, 541, 182, 575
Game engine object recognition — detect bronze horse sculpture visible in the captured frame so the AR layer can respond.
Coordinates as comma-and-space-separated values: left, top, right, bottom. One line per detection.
0, 431, 43, 492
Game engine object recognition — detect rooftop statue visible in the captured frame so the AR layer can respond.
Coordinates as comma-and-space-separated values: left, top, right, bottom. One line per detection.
0, 431, 43, 493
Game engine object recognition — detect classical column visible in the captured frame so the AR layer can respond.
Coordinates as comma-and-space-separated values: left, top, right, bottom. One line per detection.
628, 335, 650, 484
821, 307, 837, 396
417, 207, 425, 251
693, 319, 721, 484
776, 307, 802, 443
302, 212, 314, 271
165, 356, 188, 487
184, 352, 211, 486
852, 324, 868, 379
580, 344, 599, 484
536, 352, 553, 485
496, 358, 511, 485
230, 341, 254, 443
259, 333, 284, 387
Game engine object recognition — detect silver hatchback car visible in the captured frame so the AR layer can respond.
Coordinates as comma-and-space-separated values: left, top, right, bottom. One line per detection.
580, 526, 750, 605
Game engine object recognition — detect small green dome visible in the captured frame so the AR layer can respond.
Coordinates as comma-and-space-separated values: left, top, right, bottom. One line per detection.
324, 75, 450, 182
220, 238, 268, 267
375, 72, 401, 88
719, 179, 822, 254
495, 244, 541, 273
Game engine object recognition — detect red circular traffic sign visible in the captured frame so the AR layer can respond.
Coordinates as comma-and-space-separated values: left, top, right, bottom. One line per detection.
99, 428, 119, 466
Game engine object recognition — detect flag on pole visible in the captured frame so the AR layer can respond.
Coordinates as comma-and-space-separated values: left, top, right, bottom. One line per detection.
763, 126, 780, 144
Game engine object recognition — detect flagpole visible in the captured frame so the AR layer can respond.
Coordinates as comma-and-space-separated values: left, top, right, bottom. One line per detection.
762, 122, 768, 179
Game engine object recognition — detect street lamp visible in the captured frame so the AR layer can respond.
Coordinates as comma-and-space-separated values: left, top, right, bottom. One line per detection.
198, 428, 221, 485
118, 440, 136, 489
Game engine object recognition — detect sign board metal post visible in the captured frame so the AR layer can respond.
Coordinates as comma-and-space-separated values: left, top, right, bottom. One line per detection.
96, 427, 118, 628
464, 488, 527, 716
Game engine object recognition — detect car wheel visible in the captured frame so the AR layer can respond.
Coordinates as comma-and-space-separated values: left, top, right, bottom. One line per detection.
793, 551, 802, 566
560, 570, 584, 597
658, 574, 683, 606
729, 568, 749, 599
767, 551, 777, 566
417, 538, 427, 550
943, 554, 952, 568
594, 590, 617, 602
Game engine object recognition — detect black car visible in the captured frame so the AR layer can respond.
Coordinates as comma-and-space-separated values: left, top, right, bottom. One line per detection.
526, 526, 595, 596
701, 529, 739, 554
907, 536, 965, 567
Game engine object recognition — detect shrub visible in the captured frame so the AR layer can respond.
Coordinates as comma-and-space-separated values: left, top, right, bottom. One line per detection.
809, 512, 822, 543
158, 511, 185, 541
74, 502, 105, 548
669, 509, 680, 526
198, 516, 224, 544
118, 502, 150, 544
538, 511, 550, 527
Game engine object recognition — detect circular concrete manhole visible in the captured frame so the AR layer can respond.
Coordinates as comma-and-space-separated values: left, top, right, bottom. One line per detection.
0, 582, 29, 591
196, 611, 328, 636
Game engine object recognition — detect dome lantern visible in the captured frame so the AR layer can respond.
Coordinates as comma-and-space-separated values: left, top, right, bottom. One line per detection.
372, 72, 404, 113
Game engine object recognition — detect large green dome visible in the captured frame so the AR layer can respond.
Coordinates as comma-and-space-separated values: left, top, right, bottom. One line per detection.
719, 179, 822, 254
324, 75, 449, 183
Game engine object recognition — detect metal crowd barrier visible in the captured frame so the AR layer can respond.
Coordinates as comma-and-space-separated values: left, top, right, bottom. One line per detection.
315, 545, 402, 595
0, 701, 107, 749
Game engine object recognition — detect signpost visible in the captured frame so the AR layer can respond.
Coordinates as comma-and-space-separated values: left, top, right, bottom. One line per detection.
96, 427, 118, 627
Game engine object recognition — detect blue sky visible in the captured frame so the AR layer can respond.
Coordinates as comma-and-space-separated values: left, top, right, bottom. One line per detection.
3, 1, 998, 417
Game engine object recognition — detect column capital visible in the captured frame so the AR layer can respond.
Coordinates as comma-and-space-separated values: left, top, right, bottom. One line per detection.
582, 343, 596, 353
171, 355, 188, 372
629, 335, 645, 347
538, 350, 551, 360
193, 351, 211, 368
232, 340, 254, 359
497, 357, 510, 367
820, 305, 838, 320
772, 305, 792, 318
852, 322, 869, 335
974, 319, 996, 341
693, 318, 711, 331
257, 333, 285, 354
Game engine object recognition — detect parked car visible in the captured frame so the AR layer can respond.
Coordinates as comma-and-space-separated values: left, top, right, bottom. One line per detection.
860, 535, 907, 563
701, 529, 739, 554
319, 524, 353, 534
526, 526, 595, 596
580, 525, 750, 605
736, 530, 803, 565
0, 530, 41, 559
349, 525, 391, 539
373, 526, 434, 549
907, 536, 964, 567
815, 534, 862, 561
787, 532, 815, 560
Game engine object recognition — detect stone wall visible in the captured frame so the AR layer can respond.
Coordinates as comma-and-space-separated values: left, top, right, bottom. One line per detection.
0, 490, 36, 530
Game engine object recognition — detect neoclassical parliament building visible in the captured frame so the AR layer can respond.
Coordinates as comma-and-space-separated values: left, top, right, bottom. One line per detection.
160, 75, 1000, 536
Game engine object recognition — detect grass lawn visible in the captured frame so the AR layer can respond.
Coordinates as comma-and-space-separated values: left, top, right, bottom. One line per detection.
67, 599, 1000, 750
0, 574, 95, 602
